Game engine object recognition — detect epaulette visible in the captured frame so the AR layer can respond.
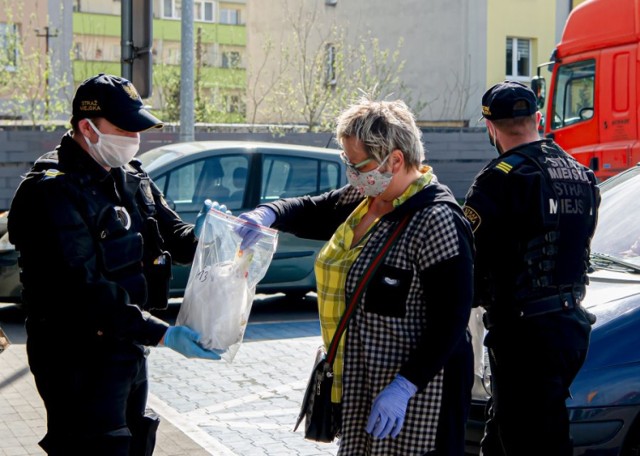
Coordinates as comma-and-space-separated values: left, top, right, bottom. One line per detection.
494, 153, 526, 174
41, 169, 65, 180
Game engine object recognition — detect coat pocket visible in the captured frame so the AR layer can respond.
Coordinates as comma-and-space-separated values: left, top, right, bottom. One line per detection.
364, 264, 412, 317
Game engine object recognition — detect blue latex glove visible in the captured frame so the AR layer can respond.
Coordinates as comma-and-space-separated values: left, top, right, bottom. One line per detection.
162, 326, 221, 360
366, 375, 418, 439
235, 206, 276, 250
194, 199, 230, 240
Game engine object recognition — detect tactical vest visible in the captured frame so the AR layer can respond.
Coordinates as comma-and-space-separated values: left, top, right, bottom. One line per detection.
24, 151, 172, 311
478, 141, 598, 312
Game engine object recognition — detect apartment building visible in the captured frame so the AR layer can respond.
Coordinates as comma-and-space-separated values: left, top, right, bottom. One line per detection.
246, 0, 589, 126
72, 0, 246, 122
0, 0, 72, 122
0, 0, 587, 125
0, 0, 245, 122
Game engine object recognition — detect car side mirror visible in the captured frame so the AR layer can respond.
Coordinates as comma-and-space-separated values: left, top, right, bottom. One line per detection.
531, 76, 546, 110
579, 107, 594, 120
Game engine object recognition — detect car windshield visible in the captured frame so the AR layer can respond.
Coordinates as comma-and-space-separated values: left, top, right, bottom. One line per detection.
138, 148, 183, 171
590, 166, 640, 269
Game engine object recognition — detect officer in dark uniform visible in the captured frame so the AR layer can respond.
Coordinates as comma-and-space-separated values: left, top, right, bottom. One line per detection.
463, 81, 600, 456
8, 74, 221, 456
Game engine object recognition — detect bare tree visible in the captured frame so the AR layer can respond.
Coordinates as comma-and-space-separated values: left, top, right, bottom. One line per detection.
257, 1, 427, 131
245, 37, 290, 128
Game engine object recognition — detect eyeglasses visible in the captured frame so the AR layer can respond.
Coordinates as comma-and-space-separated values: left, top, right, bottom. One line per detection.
340, 152, 374, 173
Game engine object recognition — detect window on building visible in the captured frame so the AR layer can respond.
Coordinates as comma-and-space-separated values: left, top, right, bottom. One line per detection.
221, 51, 241, 69
167, 48, 181, 65
163, 0, 181, 19
506, 37, 531, 80
195, 1, 214, 22
203, 44, 217, 66
220, 8, 241, 25
0, 23, 19, 70
225, 95, 240, 113
325, 44, 337, 86
73, 42, 83, 60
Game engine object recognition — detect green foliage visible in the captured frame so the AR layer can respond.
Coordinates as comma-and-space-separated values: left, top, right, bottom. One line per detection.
151, 23, 247, 124
153, 65, 182, 122
154, 67, 246, 124
0, 2, 70, 129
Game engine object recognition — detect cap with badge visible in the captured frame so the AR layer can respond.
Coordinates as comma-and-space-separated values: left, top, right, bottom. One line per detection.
72, 73, 163, 132
481, 80, 538, 120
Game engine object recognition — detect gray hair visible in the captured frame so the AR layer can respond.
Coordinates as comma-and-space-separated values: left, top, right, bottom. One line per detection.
335, 96, 425, 168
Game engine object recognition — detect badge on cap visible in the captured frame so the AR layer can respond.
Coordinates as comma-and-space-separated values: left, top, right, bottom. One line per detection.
122, 82, 140, 101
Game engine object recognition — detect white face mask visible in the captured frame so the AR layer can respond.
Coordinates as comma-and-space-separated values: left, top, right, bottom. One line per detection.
83, 119, 140, 169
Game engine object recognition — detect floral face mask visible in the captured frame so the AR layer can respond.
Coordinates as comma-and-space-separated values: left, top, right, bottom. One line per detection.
344, 154, 393, 197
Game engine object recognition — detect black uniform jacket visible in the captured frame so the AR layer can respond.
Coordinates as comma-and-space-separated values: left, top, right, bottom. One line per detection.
463, 139, 600, 349
8, 133, 197, 350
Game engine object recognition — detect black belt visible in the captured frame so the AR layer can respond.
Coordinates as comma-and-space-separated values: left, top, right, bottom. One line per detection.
483, 292, 576, 329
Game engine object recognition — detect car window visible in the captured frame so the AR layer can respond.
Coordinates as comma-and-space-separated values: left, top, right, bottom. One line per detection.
260, 155, 341, 203
591, 170, 640, 263
166, 160, 205, 205
319, 160, 341, 193
222, 157, 250, 210
157, 155, 249, 211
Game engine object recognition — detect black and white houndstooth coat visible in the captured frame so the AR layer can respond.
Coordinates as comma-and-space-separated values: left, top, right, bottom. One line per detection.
266, 180, 475, 455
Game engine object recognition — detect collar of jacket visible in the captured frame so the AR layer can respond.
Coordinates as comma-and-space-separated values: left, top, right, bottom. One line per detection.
57, 131, 111, 182
57, 132, 145, 197
503, 138, 554, 156
383, 181, 460, 222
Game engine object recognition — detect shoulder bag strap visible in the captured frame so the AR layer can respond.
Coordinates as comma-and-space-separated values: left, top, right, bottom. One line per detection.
325, 213, 411, 365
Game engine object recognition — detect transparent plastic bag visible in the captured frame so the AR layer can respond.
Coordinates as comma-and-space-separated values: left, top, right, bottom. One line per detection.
177, 208, 278, 362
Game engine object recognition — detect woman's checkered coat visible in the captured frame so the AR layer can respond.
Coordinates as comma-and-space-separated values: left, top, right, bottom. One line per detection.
266, 180, 475, 455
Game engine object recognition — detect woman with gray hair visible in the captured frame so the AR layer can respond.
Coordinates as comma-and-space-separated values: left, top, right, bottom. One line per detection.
238, 96, 475, 455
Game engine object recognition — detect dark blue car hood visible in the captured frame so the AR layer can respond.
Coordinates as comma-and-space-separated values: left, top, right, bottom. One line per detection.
568, 268, 640, 409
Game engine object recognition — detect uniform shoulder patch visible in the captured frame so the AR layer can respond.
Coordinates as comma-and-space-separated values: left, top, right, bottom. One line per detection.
462, 205, 481, 232
494, 153, 526, 174
42, 169, 65, 180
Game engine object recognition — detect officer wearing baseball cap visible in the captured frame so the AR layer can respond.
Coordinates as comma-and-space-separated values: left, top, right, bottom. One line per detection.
72, 73, 163, 132
463, 81, 600, 455
8, 74, 222, 455
480, 80, 538, 121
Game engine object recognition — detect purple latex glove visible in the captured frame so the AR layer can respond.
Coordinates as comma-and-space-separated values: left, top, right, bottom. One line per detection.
366, 375, 418, 439
235, 206, 276, 250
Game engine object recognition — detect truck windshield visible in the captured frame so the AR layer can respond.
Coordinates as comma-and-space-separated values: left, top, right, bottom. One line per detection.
551, 60, 595, 129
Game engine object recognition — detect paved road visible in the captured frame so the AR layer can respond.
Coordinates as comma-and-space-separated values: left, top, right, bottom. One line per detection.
0, 295, 340, 456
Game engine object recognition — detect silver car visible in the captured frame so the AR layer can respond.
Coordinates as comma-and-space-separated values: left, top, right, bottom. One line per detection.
0, 141, 347, 303
138, 140, 347, 298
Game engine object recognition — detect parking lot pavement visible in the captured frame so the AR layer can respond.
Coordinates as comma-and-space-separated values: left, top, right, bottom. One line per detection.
0, 318, 339, 456
147, 319, 339, 456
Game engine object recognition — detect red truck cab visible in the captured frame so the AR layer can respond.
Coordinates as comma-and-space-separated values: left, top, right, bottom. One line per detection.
532, 0, 640, 180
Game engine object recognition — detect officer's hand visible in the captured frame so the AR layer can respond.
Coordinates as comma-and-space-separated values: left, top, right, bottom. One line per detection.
194, 199, 231, 240
162, 326, 221, 360
365, 375, 417, 439
235, 207, 276, 251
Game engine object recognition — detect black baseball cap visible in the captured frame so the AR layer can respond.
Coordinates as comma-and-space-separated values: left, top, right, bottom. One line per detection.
481, 80, 538, 120
72, 73, 163, 132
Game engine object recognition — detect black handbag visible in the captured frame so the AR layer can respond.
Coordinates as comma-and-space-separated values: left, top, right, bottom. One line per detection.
293, 214, 410, 442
